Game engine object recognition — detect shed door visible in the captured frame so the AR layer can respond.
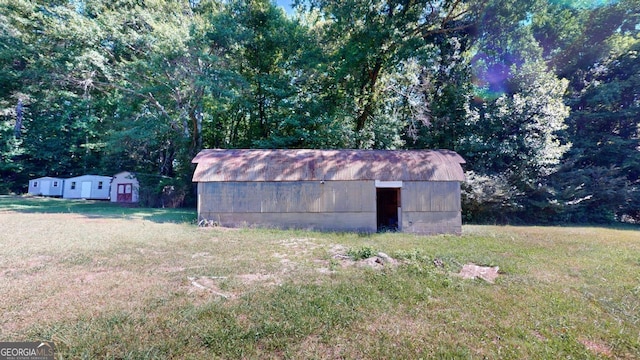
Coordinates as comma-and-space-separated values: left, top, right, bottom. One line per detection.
376, 187, 401, 232
117, 183, 133, 202
81, 181, 92, 198
41, 180, 51, 196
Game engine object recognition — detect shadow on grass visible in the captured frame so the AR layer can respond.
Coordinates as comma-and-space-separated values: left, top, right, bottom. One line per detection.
0, 195, 196, 224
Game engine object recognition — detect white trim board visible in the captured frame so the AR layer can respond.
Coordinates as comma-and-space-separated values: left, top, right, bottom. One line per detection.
375, 180, 403, 188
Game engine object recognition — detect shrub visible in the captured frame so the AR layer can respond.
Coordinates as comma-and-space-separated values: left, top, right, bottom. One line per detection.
347, 246, 376, 260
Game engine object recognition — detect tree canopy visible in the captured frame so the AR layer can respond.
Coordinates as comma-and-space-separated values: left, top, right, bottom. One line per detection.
1, 0, 638, 223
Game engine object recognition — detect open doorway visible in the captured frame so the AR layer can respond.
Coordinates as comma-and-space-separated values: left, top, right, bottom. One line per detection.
376, 187, 401, 232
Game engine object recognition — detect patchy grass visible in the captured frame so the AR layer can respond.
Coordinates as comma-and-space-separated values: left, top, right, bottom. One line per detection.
0, 195, 196, 223
1, 197, 639, 358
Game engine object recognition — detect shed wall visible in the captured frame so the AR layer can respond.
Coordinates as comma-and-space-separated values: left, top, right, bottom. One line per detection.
28, 178, 64, 197
110, 172, 140, 203
400, 182, 462, 235
198, 181, 377, 232
63, 176, 112, 199
402, 211, 462, 235
402, 181, 461, 212
198, 180, 463, 234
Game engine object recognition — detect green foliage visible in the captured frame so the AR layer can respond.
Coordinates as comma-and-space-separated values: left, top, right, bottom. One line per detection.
0, 121, 24, 193
535, 0, 640, 223
346, 246, 376, 260
0, 0, 637, 222
207, 0, 348, 149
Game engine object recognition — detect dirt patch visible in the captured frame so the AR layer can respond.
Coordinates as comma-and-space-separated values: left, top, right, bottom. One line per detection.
278, 238, 320, 256
458, 264, 500, 283
327, 246, 398, 271
237, 273, 279, 285
188, 276, 235, 299
187, 273, 281, 299
1, 266, 171, 335
295, 334, 347, 359
329, 244, 348, 256
1, 255, 53, 279
158, 266, 186, 273
579, 338, 613, 357
191, 252, 212, 258
532, 330, 546, 342
355, 253, 398, 270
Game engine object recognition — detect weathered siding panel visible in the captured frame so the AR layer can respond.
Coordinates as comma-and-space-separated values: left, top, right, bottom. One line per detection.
198, 181, 377, 232
403, 181, 460, 212
199, 181, 375, 214
199, 212, 377, 233
399, 181, 462, 235
402, 211, 462, 235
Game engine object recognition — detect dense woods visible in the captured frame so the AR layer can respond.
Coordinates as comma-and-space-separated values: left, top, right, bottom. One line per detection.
1, 0, 638, 223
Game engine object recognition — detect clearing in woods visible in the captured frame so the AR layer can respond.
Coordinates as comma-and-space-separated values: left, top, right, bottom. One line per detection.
0, 196, 639, 358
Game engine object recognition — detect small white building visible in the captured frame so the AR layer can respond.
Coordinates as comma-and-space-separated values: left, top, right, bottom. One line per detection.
63, 175, 112, 200
28, 177, 64, 197
110, 171, 139, 203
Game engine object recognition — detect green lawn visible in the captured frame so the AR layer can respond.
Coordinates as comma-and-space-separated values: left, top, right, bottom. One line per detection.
1, 196, 638, 359
0, 195, 196, 223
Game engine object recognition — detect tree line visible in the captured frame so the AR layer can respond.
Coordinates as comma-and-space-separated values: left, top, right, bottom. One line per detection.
1, 0, 638, 223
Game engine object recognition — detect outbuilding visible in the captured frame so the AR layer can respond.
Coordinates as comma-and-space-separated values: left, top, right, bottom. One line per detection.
63, 175, 112, 200
110, 171, 140, 203
192, 149, 466, 235
28, 177, 64, 197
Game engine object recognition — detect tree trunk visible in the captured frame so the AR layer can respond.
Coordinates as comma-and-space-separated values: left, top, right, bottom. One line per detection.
354, 58, 383, 147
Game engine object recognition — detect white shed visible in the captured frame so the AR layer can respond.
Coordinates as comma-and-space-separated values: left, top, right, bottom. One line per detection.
28, 177, 64, 197
63, 175, 112, 200
110, 171, 139, 203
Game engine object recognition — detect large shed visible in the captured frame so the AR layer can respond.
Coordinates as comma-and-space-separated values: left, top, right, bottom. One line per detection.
28, 177, 64, 197
63, 175, 112, 200
192, 149, 466, 235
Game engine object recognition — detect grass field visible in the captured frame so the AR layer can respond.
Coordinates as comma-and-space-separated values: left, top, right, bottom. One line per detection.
1, 195, 639, 359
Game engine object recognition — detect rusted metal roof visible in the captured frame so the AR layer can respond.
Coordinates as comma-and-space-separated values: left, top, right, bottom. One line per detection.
192, 149, 466, 182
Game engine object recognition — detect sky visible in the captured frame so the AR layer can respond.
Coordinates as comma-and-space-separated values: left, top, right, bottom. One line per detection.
275, 0, 294, 14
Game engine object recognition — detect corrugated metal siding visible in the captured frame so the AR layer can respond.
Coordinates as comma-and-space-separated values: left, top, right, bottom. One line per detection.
402, 182, 461, 212
402, 211, 462, 235
192, 149, 465, 182
198, 212, 377, 233
198, 181, 376, 214
197, 182, 378, 232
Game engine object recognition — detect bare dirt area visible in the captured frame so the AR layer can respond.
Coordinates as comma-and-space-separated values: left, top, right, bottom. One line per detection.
579, 338, 613, 358
1, 225, 504, 337
1, 257, 176, 334
0, 222, 327, 335
2, 208, 638, 358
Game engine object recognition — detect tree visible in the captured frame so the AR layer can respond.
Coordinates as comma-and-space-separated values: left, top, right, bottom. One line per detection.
0, 0, 109, 190
0, 4, 27, 192
297, 0, 486, 148
533, 0, 640, 222
453, 1, 572, 222
205, 0, 347, 149
552, 37, 640, 222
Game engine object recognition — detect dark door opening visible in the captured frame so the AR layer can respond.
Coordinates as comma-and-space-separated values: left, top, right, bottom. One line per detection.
376, 188, 400, 232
